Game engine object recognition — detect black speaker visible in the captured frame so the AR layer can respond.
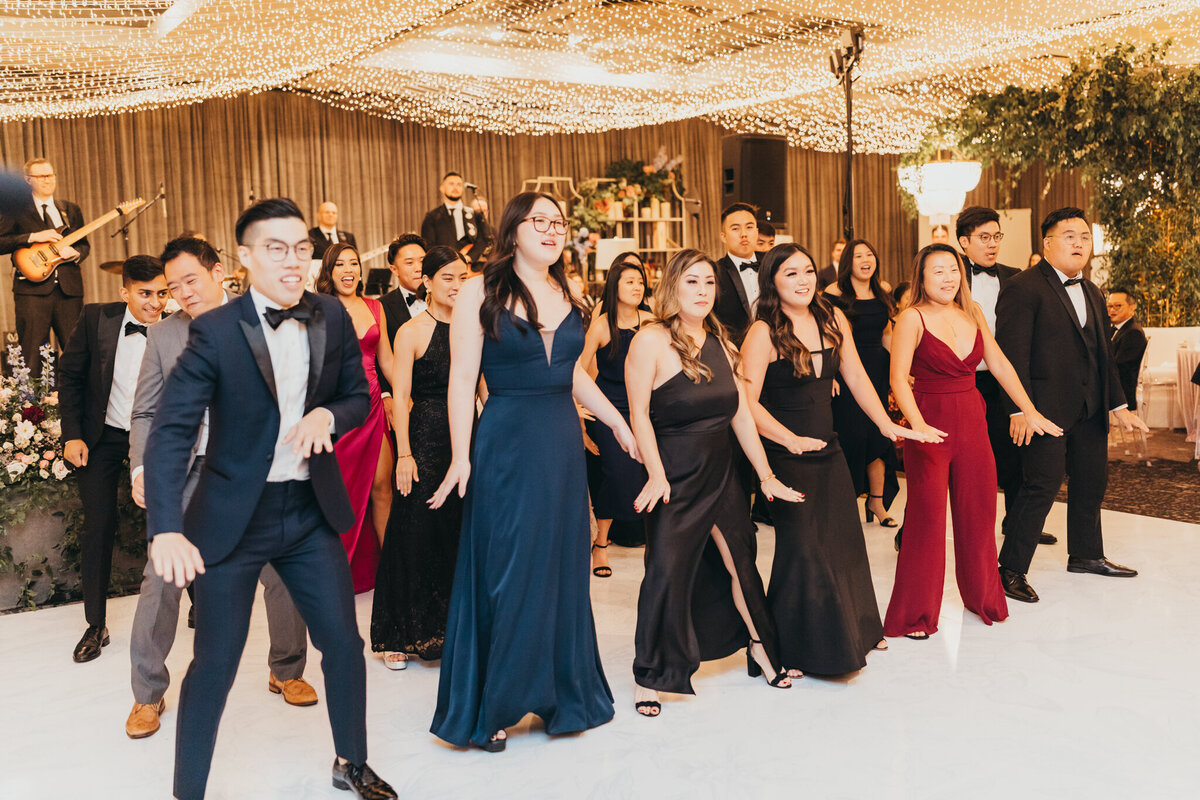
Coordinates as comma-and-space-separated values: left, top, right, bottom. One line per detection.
721, 134, 788, 226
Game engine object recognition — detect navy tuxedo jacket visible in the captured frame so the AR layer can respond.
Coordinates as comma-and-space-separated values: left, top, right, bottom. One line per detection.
144, 290, 369, 563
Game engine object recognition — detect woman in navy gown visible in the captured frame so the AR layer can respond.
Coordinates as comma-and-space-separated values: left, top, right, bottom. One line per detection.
741, 243, 922, 675
429, 192, 641, 752
580, 252, 651, 574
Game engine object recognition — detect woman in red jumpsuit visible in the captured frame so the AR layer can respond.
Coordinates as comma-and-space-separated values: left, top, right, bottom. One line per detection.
884, 244, 1061, 639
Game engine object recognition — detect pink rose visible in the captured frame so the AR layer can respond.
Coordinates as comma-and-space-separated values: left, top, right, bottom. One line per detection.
42, 450, 54, 460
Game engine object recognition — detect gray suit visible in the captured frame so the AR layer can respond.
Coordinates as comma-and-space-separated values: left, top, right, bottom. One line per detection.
127, 299, 308, 704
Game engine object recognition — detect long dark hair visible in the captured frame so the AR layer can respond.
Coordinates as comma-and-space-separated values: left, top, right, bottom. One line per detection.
756, 243, 843, 377
651, 249, 739, 383
479, 191, 582, 340
908, 243, 975, 313
316, 242, 362, 296
422, 245, 466, 279
835, 238, 894, 315
601, 252, 649, 360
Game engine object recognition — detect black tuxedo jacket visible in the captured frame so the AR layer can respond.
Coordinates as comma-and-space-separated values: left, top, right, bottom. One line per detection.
57, 302, 125, 448
420, 205, 491, 256
1110, 317, 1148, 411
0, 198, 89, 296
963, 258, 1020, 290
308, 227, 358, 261
714, 254, 757, 346
375, 288, 415, 396
995, 261, 1125, 423
144, 291, 369, 563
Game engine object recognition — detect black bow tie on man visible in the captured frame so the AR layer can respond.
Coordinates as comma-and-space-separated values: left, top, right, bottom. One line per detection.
125, 321, 147, 337
264, 300, 313, 329
737, 259, 757, 273
1063, 276, 1084, 287
970, 262, 998, 278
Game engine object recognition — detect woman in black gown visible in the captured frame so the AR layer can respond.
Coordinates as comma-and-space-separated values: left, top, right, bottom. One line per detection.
825, 239, 900, 527
580, 252, 651, 574
428, 193, 640, 751
626, 249, 804, 717
370, 247, 470, 669
741, 244, 923, 675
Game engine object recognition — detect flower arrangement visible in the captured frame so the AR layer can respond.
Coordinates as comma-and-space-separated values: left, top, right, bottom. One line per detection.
1, 342, 69, 486
569, 146, 685, 235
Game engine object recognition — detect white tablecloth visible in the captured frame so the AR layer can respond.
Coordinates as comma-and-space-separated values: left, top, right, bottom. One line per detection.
1178, 348, 1200, 443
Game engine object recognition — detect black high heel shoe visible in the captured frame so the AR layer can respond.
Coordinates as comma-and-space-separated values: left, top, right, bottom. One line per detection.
865, 494, 898, 528
591, 543, 612, 578
746, 639, 791, 688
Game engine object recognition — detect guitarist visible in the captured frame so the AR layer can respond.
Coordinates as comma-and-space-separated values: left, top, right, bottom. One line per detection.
0, 158, 89, 378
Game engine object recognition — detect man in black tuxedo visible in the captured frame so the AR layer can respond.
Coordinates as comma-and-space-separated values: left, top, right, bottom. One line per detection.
144, 199, 394, 799
1106, 288, 1148, 411
376, 233, 427, 404
0, 158, 89, 377
419, 171, 490, 262
713, 202, 759, 347
58, 255, 168, 662
957, 206, 1057, 547
308, 201, 357, 261
995, 207, 1149, 603
817, 239, 844, 291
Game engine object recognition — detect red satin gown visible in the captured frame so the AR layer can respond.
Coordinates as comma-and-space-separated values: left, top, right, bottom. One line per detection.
334, 297, 387, 592
883, 311, 1009, 636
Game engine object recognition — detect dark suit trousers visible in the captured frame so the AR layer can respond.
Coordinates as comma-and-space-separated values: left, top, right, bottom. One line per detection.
974, 370, 1023, 527
174, 480, 366, 800
76, 424, 129, 627
14, 284, 82, 379
998, 410, 1107, 575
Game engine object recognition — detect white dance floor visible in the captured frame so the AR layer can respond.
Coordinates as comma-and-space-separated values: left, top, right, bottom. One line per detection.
2, 484, 1197, 799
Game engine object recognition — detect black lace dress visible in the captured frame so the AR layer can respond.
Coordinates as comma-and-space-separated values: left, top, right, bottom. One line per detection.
370, 320, 460, 659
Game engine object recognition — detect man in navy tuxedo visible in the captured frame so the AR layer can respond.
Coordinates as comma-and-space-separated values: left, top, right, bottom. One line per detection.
144, 198, 395, 799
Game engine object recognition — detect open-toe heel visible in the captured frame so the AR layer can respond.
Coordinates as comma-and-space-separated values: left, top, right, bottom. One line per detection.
479, 731, 507, 752
866, 494, 898, 528
905, 631, 930, 641
747, 639, 791, 688
591, 543, 612, 578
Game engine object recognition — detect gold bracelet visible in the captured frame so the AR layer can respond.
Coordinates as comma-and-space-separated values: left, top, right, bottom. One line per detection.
759, 472, 776, 483
397, 453, 414, 459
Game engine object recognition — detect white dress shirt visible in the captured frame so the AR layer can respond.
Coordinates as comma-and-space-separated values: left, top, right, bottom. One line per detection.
728, 253, 759, 311
105, 309, 153, 431
967, 261, 1000, 372
251, 288, 314, 482
34, 196, 64, 228
1050, 264, 1087, 326
445, 201, 466, 240
402, 288, 427, 317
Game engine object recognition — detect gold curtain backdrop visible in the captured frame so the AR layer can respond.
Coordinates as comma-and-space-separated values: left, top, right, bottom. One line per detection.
0, 90, 1086, 334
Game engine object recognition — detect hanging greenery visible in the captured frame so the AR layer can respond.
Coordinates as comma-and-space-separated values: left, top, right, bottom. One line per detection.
910, 43, 1200, 326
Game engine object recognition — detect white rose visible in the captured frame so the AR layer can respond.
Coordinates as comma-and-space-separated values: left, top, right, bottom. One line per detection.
2, 442, 12, 450
6, 462, 25, 477
52, 460, 69, 480
38, 469, 49, 479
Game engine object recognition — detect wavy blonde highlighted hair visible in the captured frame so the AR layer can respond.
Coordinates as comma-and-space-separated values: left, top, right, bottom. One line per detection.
651, 249, 740, 383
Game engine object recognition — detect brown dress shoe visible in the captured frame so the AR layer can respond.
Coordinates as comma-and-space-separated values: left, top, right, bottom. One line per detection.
268, 673, 318, 706
126, 699, 166, 739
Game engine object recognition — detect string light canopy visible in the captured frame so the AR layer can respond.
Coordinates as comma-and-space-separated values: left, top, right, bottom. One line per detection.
0, 1, 1197, 153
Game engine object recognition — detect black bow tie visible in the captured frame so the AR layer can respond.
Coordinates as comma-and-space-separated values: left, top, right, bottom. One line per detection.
970, 263, 997, 278
124, 321, 147, 337
1063, 277, 1084, 287
264, 301, 312, 329
737, 260, 757, 273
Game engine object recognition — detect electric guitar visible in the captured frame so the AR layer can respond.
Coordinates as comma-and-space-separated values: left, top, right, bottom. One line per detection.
14, 198, 144, 282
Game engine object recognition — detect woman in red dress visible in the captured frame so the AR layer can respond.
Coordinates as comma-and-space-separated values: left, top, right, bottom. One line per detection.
885, 244, 1060, 639
317, 242, 395, 592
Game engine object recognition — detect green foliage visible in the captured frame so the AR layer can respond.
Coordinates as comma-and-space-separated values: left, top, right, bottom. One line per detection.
916, 43, 1200, 325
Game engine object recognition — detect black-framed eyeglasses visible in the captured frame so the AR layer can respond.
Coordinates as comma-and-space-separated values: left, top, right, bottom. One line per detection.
972, 233, 1004, 243
523, 216, 568, 234
252, 241, 315, 262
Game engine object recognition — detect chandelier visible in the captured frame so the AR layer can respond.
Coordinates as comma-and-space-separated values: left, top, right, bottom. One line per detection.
898, 159, 983, 218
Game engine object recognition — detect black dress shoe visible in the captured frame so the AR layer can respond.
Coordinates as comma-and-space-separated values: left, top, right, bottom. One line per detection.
998, 567, 1039, 603
1067, 557, 1138, 577
73, 625, 110, 663
332, 760, 396, 799
1039, 532, 1058, 545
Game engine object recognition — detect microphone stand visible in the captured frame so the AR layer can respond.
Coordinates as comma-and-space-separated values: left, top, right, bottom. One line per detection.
111, 184, 167, 258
